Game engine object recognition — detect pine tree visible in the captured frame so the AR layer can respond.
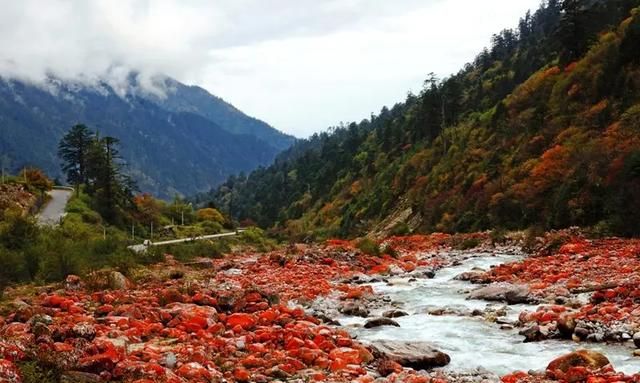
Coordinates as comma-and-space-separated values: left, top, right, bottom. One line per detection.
57, 124, 94, 189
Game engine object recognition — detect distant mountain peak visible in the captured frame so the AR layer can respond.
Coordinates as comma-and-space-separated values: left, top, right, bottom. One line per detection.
0, 73, 295, 197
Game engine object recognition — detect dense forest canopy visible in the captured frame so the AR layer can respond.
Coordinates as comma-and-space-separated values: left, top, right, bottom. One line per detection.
208, 0, 640, 239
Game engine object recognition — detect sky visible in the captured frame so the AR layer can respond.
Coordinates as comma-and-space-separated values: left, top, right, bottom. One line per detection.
0, 0, 542, 138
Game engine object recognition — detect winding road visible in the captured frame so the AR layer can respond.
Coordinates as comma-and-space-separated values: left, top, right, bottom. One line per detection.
37, 188, 73, 226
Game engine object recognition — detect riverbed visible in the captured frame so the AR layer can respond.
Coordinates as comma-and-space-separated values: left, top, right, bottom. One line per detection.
337, 251, 640, 375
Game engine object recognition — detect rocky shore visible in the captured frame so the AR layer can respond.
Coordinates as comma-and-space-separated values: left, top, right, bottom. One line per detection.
0, 232, 639, 382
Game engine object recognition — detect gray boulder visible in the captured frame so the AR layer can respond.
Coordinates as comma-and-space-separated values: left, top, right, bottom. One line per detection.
468, 283, 531, 304
364, 317, 400, 328
370, 340, 450, 370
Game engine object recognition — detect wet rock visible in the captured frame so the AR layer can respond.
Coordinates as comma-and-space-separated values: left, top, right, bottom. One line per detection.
408, 267, 436, 279
346, 272, 380, 284
454, 269, 487, 283
370, 340, 450, 370
586, 332, 605, 342
471, 309, 484, 316
496, 317, 516, 326
520, 325, 550, 342
388, 264, 405, 276
557, 313, 576, 338
315, 313, 341, 325
573, 326, 590, 340
468, 283, 531, 304
383, 310, 408, 318
339, 302, 369, 317
634, 332, 640, 348
546, 350, 611, 378
424, 305, 471, 317
377, 358, 403, 376
364, 317, 400, 328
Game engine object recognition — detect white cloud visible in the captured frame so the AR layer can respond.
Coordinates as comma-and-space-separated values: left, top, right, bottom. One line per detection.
0, 0, 541, 137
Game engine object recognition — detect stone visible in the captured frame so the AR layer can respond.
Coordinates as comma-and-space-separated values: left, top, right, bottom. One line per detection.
339, 302, 369, 317
557, 313, 576, 339
520, 325, 547, 342
364, 317, 400, 328
382, 310, 408, 318
65, 274, 82, 290
633, 332, 640, 348
72, 323, 97, 340
468, 283, 531, 304
546, 350, 610, 378
454, 270, 486, 283
108, 271, 130, 290
388, 264, 405, 276
377, 358, 403, 376
573, 327, 590, 340
369, 340, 450, 370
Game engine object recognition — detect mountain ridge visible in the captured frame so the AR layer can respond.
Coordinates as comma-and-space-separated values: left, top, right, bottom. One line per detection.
0, 73, 295, 198
210, 0, 640, 238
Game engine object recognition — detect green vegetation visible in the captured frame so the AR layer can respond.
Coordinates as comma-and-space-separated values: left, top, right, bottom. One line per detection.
356, 238, 380, 256
0, 124, 258, 298
211, 1, 640, 239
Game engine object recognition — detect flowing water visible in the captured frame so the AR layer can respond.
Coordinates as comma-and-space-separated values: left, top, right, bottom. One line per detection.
338, 252, 640, 375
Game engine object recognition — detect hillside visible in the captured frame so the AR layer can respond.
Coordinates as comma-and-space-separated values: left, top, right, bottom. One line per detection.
211, 0, 640, 238
0, 74, 294, 198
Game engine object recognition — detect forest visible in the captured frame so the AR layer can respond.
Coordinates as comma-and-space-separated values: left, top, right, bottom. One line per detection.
210, 0, 640, 239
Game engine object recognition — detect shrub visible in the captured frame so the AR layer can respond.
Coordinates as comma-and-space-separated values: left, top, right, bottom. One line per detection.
152, 240, 228, 262
240, 227, 277, 252
18, 361, 60, 383
456, 237, 481, 250
489, 228, 508, 245
196, 208, 224, 223
381, 243, 398, 258
199, 220, 223, 234
356, 238, 380, 256
389, 222, 410, 236
0, 208, 38, 250
0, 247, 28, 299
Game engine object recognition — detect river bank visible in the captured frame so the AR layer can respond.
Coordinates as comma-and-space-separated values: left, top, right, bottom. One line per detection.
0, 232, 639, 382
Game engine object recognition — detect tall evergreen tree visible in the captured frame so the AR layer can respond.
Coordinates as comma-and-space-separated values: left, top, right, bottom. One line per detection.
57, 124, 94, 189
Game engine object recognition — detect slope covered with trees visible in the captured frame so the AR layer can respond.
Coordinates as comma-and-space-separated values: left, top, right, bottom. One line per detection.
211, 0, 640, 238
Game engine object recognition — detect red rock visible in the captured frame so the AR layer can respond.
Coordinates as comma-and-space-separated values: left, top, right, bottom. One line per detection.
547, 350, 610, 378
0, 359, 21, 383
226, 313, 256, 330
175, 362, 212, 381
0, 342, 25, 362
378, 359, 403, 376
233, 367, 251, 382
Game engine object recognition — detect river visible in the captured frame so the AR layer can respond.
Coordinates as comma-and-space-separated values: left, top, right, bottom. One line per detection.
337, 251, 640, 375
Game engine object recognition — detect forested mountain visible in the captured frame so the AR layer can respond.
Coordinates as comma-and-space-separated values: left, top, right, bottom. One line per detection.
211, 0, 640, 238
0, 74, 294, 198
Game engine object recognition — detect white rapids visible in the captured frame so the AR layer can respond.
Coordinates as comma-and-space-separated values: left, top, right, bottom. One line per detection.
338, 252, 640, 375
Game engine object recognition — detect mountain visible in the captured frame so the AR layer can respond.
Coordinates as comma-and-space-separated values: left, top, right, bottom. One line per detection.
210, 0, 640, 238
0, 74, 294, 197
